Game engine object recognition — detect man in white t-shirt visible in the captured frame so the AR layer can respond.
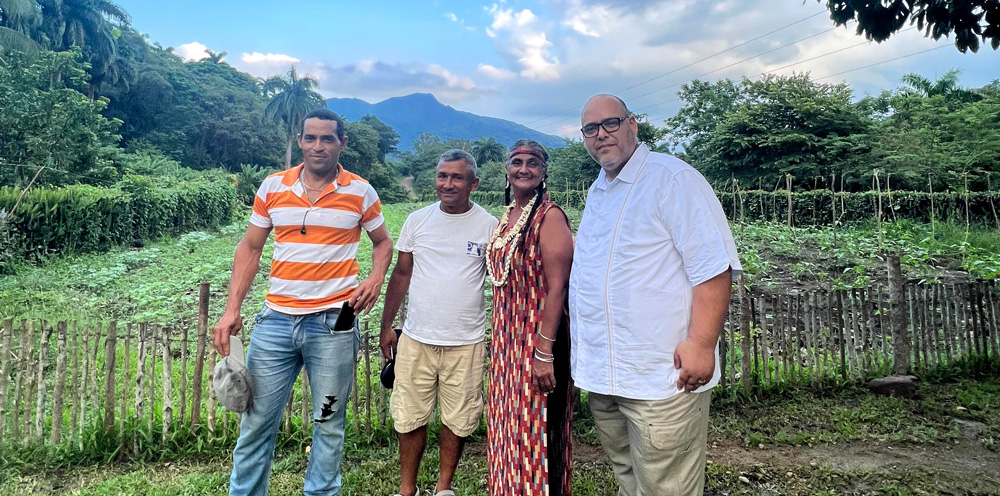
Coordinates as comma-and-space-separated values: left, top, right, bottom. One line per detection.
379, 149, 498, 496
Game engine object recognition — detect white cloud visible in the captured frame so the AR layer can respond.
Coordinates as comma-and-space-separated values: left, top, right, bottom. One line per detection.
478, 63, 517, 80
445, 12, 459, 22
561, 0, 610, 38
488, 4, 535, 30
484, 3, 560, 80
242, 52, 300, 64
176, 41, 209, 62
426, 63, 477, 91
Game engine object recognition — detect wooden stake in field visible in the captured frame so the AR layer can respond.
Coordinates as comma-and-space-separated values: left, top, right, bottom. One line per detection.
786, 173, 793, 227
180, 323, 189, 427
11, 320, 28, 442
34, 321, 53, 443
162, 329, 173, 441
0, 319, 13, 444
70, 321, 79, 440
135, 323, 147, 422
90, 323, 101, 429
22, 320, 37, 446
830, 173, 838, 245
103, 321, 118, 431
192, 282, 210, 426
928, 175, 936, 237
885, 253, 910, 375
122, 324, 131, 427
51, 321, 68, 445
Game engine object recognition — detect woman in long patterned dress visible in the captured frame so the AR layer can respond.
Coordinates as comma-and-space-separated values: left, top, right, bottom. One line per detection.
486, 139, 575, 496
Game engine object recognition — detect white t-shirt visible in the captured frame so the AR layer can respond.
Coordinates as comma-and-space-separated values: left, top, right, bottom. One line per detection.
396, 202, 499, 346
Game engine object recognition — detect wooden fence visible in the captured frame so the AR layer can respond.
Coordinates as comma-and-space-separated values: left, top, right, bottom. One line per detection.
1, 278, 998, 451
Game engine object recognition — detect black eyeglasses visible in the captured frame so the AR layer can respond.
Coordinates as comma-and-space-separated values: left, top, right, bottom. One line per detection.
581, 115, 631, 138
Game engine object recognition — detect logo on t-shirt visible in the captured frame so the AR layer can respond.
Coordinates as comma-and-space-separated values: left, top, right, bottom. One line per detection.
467, 241, 484, 257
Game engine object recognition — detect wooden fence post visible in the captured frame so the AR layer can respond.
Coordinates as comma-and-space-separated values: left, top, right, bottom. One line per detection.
836, 291, 848, 381
162, 330, 173, 442
148, 325, 157, 432
70, 321, 79, 439
90, 323, 101, 428
51, 321, 68, 445
135, 323, 147, 422
34, 321, 52, 443
122, 324, 131, 427
786, 173, 793, 227
207, 343, 217, 435
364, 323, 372, 434
103, 321, 118, 431
986, 282, 999, 359
21, 320, 37, 446
192, 282, 210, 426
887, 253, 910, 374
180, 324, 189, 427
0, 319, 12, 444
11, 320, 27, 442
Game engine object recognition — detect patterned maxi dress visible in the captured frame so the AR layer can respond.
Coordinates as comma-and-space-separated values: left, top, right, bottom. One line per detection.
487, 196, 573, 496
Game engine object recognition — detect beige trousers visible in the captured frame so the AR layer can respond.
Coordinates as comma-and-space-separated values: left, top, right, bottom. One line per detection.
589, 390, 712, 496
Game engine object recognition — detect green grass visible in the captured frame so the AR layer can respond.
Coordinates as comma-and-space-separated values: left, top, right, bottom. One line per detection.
3, 203, 1000, 494
709, 370, 1000, 449
3, 373, 999, 495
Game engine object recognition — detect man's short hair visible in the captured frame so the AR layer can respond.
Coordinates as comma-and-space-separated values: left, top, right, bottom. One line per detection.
301, 108, 346, 141
439, 149, 478, 178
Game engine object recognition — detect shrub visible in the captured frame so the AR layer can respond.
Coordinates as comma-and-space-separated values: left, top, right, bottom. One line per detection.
0, 178, 236, 269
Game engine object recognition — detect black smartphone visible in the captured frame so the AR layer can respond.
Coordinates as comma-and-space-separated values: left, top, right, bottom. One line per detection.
333, 303, 356, 331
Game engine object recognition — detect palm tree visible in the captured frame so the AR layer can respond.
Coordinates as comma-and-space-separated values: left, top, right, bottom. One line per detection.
205, 48, 227, 64
36, 0, 131, 99
263, 66, 326, 168
472, 136, 506, 165
900, 69, 976, 101
0, 0, 42, 57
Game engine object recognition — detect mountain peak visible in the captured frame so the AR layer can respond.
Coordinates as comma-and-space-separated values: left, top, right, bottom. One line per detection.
327, 94, 564, 152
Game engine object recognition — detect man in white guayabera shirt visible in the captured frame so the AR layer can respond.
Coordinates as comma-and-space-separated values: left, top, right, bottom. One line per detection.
569, 94, 742, 496
379, 149, 498, 496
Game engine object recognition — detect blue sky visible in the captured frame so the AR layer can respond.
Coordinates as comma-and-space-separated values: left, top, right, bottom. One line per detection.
117, 0, 999, 139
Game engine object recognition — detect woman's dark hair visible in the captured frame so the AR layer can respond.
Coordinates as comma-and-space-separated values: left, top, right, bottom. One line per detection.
504, 139, 549, 252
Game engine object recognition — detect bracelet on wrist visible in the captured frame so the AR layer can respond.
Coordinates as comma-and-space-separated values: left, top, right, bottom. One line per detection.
536, 332, 556, 343
533, 350, 555, 363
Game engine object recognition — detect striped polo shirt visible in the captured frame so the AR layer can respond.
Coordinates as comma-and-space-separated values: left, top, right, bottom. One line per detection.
249, 164, 385, 314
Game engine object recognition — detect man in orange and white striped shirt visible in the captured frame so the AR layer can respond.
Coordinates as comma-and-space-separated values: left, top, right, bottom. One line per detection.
213, 108, 393, 496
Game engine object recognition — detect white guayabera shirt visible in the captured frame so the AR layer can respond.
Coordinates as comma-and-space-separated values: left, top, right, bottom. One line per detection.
569, 144, 743, 401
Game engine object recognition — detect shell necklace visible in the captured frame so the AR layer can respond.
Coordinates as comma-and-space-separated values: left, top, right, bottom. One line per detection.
487, 193, 538, 287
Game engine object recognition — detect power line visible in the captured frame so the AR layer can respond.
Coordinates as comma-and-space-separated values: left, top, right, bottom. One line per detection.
616, 11, 829, 95
813, 45, 950, 81
532, 23, 853, 135
517, 10, 830, 131
627, 26, 841, 104
642, 42, 949, 124
622, 38, 877, 118
545, 27, 925, 133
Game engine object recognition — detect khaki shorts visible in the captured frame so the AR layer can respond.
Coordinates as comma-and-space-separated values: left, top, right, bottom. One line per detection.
590, 390, 712, 496
389, 333, 485, 437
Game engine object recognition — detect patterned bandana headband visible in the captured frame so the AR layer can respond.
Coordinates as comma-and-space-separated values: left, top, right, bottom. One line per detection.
507, 147, 546, 164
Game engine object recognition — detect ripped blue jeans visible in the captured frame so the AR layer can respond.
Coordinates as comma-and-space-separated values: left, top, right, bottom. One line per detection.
229, 306, 360, 496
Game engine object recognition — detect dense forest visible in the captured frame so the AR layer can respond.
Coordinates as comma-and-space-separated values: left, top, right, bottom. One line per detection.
2, 0, 999, 198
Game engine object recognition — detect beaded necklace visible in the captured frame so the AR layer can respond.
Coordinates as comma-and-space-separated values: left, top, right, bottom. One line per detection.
486, 193, 538, 287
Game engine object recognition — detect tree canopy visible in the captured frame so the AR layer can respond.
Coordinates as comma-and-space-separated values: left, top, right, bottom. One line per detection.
819, 0, 1000, 53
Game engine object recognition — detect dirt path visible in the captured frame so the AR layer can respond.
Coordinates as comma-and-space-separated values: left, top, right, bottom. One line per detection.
399, 175, 416, 200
